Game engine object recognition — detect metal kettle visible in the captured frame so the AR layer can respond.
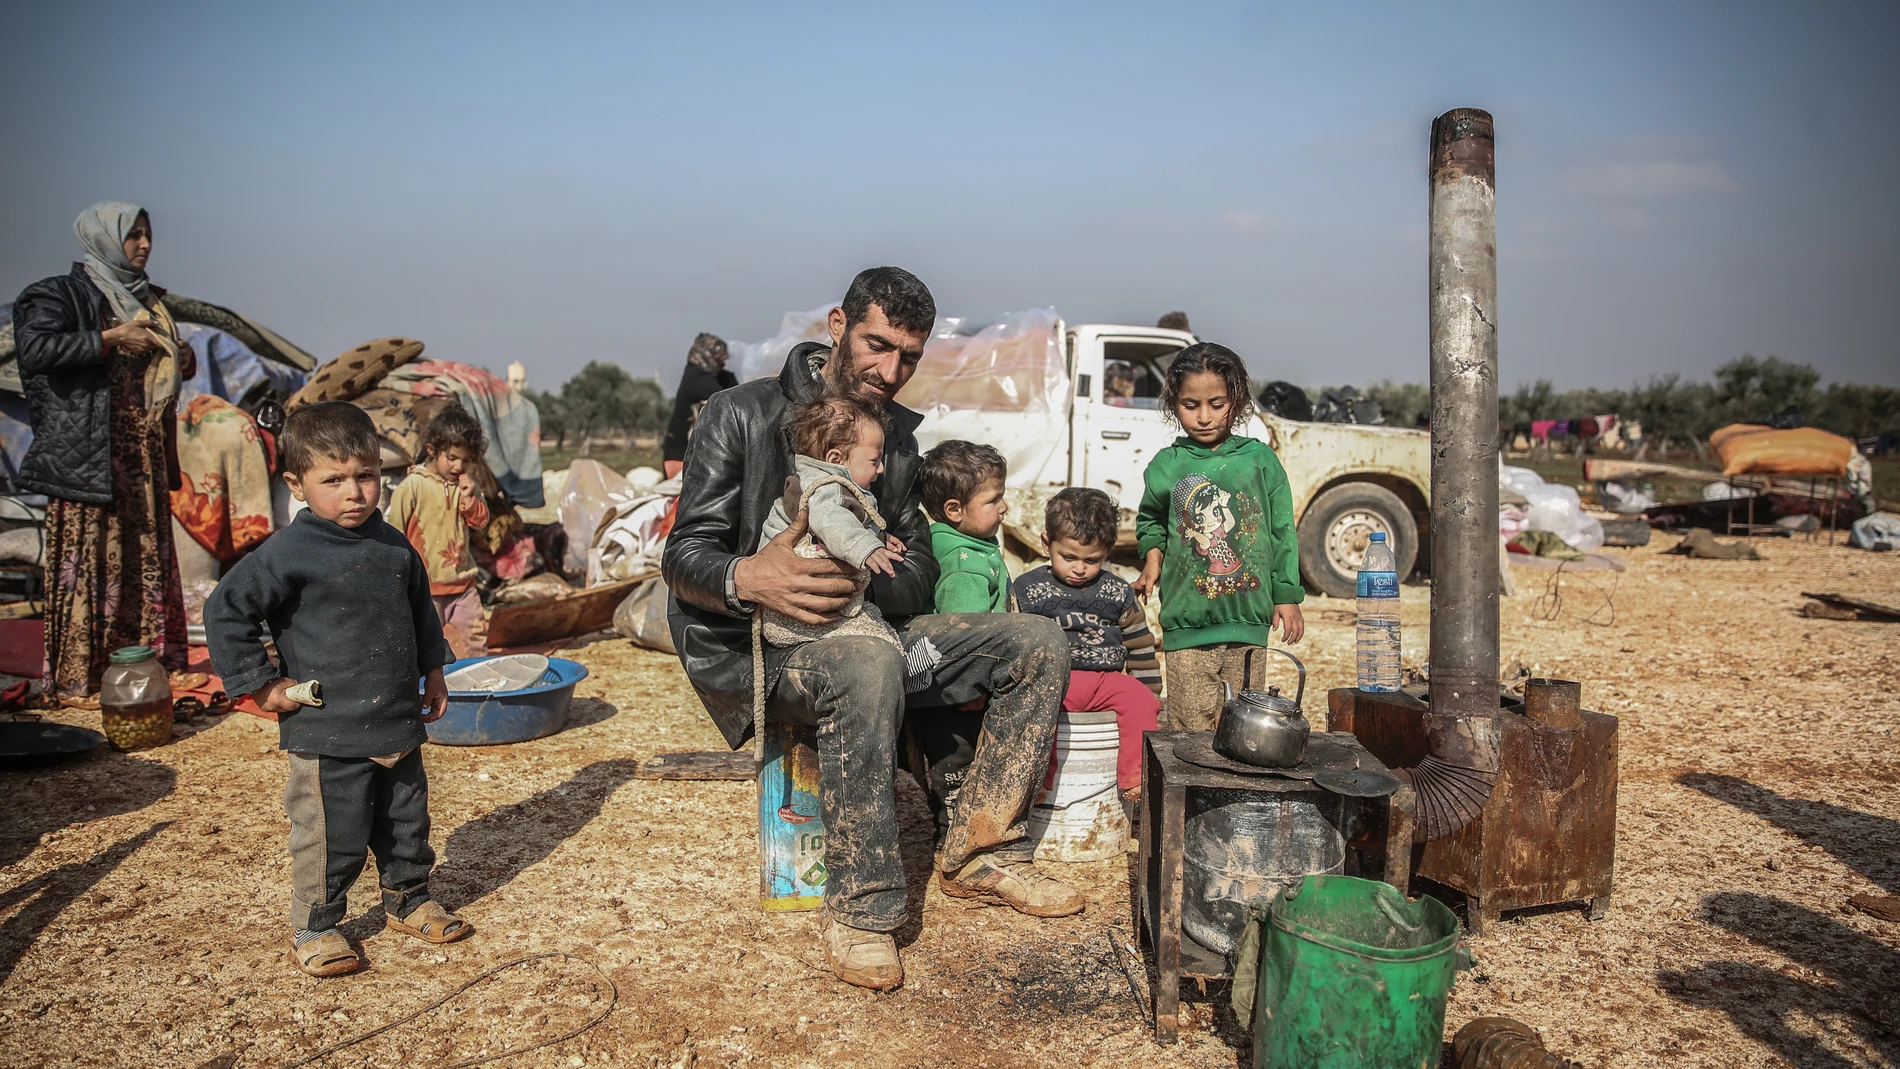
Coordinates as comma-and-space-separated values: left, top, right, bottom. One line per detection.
1213, 647, 1309, 767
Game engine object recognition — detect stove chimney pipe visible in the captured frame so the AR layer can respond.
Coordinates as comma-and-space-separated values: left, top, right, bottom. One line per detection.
1404, 107, 1504, 841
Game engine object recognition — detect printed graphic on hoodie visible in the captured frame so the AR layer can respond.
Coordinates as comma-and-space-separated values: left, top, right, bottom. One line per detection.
1170, 473, 1263, 598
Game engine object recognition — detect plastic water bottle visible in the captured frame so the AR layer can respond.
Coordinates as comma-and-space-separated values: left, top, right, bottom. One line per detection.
1355, 532, 1401, 692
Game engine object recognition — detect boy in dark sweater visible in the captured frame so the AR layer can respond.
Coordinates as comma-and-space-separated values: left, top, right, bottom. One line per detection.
206, 402, 472, 977
1012, 488, 1161, 796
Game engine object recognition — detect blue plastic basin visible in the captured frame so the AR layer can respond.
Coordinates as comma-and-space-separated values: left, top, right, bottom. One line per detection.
424, 656, 590, 746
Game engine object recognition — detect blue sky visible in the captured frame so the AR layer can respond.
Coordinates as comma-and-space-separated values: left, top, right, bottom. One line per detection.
3, 1, 1895, 391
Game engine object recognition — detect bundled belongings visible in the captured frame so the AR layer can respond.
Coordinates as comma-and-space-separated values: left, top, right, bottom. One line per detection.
1500, 466, 1604, 551
1668, 528, 1761, 560
380, 360, 544, 507
1849, 512, 1900, 552
1256, 381, 1314, 421
1310, 386, 1384, 425
171, 395, 273, 564
287, 336, 424, 407
1710, 423, 1855, 477
1508, 529, 1585, 560
1643, 487, 1866, 533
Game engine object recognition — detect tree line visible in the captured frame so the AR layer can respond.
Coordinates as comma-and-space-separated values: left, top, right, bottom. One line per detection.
524, 362, 672, 451
1361, 355, 1898, 455
522, 353, 1894, 459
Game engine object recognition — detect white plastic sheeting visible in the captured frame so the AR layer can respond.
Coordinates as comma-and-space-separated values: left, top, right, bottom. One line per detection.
733, 305, 837, 384
731, 305, 1071, 490
901, 309, 1068, 489
558, 460, 633, 574
1500, 465, 1604, 552
555, 459, 680, 582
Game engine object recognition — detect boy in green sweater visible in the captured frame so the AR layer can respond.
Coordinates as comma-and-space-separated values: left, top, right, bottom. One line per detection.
915, 439, 1011, 834
921, 440, 1010, 613
1133, 343, 1305, 730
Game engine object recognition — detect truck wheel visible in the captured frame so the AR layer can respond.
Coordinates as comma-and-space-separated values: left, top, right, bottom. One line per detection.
1297, 483, 1419, 599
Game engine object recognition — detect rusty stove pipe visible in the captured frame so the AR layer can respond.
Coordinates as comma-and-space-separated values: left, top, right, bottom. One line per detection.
1402, 107, 1504, 842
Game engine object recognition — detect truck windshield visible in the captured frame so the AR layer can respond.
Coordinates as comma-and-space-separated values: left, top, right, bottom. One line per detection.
1101, 340, 1184, 409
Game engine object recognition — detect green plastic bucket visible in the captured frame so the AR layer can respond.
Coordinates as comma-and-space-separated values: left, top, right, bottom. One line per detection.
1232, 875, 1471, 1069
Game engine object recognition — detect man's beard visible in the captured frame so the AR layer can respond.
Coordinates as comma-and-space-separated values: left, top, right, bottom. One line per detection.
826, 335, 895, 402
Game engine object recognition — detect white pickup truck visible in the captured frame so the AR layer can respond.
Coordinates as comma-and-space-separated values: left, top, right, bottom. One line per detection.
904, 319, 1432, 599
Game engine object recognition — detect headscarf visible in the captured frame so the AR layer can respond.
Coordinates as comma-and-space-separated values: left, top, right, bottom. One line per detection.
687, 332, 728, 373
73, 201, 182, 411
74, 202, 155, 324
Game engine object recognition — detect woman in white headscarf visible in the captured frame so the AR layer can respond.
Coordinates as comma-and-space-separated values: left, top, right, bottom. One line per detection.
13, 202, 195, 707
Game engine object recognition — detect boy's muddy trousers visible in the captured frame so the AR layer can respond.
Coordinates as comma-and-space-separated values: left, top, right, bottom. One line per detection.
284, 750, 436, 932
766, 612, 1069, 932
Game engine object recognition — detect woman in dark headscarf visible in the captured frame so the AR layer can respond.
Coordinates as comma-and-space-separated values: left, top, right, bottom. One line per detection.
14, 202, 194, 706
661, 332, 737, 479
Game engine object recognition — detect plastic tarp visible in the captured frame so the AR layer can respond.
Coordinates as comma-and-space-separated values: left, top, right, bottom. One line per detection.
175, 322, 308, 405
554, 459, 679, 583
1850, 512, 1900, 551
559, 460, 634, 574
1500, 465, 1604, 552
733, 305, 837, 384
731, 306, 1071, 489
1711, 424, 1855, 477
900, 309, 1068, 488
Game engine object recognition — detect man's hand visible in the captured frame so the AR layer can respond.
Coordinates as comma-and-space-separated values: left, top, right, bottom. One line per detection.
102, 322, 160, 355
883, 533, 906, 557
252, 678, 302, 715
733, 506, 857, 625
421, 669, 448, 722
1273, 603, 1305, 645
863, 546, 898, 577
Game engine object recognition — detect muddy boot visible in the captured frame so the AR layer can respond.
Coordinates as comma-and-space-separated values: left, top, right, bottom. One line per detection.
820, 913, 903, 991
939, 855, 1085, 918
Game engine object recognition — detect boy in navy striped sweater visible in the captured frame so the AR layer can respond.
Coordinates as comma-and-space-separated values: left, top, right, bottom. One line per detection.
1011, 488, 1161, 797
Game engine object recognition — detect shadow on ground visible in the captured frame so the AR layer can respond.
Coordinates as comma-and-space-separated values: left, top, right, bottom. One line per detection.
0, 821, 171, 983
0, 753, 177, 869
1682, 772, 1900, 897
561, 696, 618, 732
432, 756, 643, 913
1659, 891, 1899, 1068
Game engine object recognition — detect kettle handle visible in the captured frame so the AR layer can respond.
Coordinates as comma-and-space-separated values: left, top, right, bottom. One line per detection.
1248, 646, 1307, 710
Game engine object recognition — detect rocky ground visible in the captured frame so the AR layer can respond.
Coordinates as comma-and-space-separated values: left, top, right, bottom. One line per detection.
1, 533, 1896, 1068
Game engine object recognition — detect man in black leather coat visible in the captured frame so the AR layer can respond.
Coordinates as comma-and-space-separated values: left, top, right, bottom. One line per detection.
664, 267, 1078, 991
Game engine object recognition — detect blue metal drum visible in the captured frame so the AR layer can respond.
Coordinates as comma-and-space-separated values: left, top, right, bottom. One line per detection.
423, 656, 590, 746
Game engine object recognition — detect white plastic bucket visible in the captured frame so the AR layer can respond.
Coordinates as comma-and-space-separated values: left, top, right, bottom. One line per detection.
1029, 709, 1128, 862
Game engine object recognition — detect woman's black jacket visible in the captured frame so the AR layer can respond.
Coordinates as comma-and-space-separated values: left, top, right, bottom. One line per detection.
12, 264, 184, 504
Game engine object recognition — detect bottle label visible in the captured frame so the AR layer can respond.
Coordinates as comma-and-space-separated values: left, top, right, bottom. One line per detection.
1357, 571, 1399, 598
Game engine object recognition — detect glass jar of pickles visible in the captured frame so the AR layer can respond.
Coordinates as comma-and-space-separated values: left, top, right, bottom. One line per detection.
99, 646, 174, 751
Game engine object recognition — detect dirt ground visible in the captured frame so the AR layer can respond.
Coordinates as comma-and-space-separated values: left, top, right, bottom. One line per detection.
2, 534, 1896, 1069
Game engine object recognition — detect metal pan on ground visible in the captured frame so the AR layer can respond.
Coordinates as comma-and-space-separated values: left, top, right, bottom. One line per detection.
0, 721, 107, 769
424, 656, 589, 746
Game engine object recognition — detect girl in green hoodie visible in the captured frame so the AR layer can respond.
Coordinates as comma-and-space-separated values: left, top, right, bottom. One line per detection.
1133, 343, 1305, 730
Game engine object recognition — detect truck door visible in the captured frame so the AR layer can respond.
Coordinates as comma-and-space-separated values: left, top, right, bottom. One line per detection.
1078, 334, 1190, 512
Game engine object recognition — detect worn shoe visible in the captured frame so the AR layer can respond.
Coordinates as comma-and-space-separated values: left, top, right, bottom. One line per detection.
385, 899, 473, 944
820, 913, 903, 991
291, 931, 361, 978
939, 856, 1085, 918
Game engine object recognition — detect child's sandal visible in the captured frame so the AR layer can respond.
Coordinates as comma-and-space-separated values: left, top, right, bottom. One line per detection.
292, 931, 362, 977
385, 900, 473, 944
